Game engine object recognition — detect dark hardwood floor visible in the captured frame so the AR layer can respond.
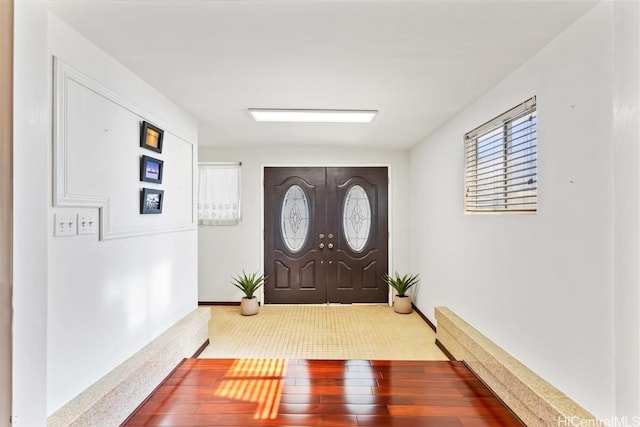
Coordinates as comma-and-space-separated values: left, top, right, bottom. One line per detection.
123, 359, 524, 426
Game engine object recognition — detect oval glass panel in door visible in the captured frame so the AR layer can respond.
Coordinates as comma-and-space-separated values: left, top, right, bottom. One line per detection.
281, 185, 310, 252
342, 185, 371, 252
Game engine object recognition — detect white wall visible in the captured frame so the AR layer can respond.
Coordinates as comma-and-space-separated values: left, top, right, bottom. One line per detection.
1, 1, 14, 423
198, 146, 410, 303
46, 15, 199, 415
612, 0, 640, 420
13, 0, 49, 424
410, 2, 616, 418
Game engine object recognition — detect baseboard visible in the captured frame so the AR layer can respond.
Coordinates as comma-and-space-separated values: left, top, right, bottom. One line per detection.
47, 307, 211, 427
198, 301, 240, 306
118, 358, 188, 427
411, 304, 455, 361
191, 339, 210, 358
435, 339, 456, 361
411, 303, 437, 332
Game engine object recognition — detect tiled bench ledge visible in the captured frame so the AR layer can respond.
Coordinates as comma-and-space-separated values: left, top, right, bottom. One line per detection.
435, 306, 599, 427
48, 307, 211, 427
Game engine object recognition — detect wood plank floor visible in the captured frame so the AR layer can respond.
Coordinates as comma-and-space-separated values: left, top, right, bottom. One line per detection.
123, 359, 524, 427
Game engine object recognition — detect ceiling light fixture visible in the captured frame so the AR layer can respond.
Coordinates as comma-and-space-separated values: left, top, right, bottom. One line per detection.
248, 109, 378, 123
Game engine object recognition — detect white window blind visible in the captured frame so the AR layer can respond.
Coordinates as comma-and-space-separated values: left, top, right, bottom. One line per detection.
198, 162, 241, 226
464, 97, 537, 213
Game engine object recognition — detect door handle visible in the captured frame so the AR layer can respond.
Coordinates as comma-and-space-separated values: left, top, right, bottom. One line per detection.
327, 242, 334, 249
319, 242, 325, 249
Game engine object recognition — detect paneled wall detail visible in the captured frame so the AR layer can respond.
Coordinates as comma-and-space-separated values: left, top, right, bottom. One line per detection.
53, 57, 195, 240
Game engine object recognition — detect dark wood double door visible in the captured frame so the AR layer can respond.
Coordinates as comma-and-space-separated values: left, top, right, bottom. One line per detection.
264, 167, 388, 304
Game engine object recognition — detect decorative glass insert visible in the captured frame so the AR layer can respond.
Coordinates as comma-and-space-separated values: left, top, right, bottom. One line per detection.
281, 185, 310, 252
342, 185, 371, 252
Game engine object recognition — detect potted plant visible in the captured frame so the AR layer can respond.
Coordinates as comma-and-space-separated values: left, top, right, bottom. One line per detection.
383, 272, 419, 314
232, 270, 266, 316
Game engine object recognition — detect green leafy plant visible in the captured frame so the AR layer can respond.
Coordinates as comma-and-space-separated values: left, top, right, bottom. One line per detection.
232, 270, 266, 299
383, 272, 420, 297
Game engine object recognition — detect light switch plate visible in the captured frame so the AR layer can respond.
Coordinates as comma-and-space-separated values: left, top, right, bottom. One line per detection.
77, 214, 97, 235
54, 213, 77, 237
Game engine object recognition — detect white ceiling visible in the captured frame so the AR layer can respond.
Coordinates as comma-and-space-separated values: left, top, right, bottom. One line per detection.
48, 0, 597, 149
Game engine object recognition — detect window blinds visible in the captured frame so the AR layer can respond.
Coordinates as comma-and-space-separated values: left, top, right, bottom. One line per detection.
464, 97, 537, 213
198, 162, 241, 225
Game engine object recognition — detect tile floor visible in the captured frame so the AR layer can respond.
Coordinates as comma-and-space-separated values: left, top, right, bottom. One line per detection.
198, 305, 448, 360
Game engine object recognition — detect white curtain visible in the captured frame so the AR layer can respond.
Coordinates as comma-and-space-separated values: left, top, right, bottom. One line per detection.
198, 163, 241, 226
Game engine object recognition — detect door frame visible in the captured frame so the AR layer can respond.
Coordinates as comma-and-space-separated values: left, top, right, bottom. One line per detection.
260, 163, 393, 305
0, 0, 13, 421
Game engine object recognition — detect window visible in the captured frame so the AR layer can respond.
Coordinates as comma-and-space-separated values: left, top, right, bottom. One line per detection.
198, 162, 241, 225
464, 97, 537, 213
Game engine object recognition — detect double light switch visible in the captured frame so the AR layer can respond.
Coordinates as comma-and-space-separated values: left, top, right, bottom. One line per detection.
54, 213, 97, 237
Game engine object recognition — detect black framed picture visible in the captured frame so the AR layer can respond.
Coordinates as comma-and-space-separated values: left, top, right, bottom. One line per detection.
140, 155, 164, 184
140, 188, 164, 214
140, 121, 164, 153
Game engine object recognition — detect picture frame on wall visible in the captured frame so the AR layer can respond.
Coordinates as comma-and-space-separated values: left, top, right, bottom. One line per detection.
140, 188, 164, 214
140, 155, 164, 184
140, 121, 164, 153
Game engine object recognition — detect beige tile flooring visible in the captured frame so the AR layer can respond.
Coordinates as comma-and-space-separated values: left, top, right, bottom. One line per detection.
198, 304, 448, 360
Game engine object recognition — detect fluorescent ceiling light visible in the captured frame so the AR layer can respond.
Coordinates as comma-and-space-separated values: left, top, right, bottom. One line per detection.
249, 109, 378, 123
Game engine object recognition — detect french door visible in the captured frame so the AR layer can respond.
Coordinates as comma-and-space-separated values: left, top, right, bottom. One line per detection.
264, 167, 388, 304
